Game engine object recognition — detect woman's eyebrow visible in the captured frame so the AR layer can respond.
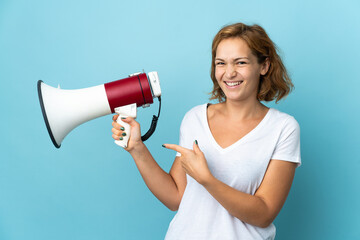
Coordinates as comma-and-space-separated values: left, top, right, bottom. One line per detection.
234, 57, 249, 60
215, 57, 249, 61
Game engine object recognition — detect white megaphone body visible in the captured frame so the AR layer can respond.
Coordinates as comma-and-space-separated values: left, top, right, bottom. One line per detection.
38, 71, 161, 148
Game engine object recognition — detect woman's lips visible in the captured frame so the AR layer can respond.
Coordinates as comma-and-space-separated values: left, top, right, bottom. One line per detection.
224, 81, 243, 88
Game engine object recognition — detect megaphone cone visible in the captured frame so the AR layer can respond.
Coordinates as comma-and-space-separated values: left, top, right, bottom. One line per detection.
37, 80, 111, 148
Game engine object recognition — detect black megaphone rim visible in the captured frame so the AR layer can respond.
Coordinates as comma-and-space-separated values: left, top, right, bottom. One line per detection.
37, 80, 61, 148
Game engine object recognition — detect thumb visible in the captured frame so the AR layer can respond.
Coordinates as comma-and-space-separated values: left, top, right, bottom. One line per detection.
193, 140, 202, 154
120, 117, 138, 127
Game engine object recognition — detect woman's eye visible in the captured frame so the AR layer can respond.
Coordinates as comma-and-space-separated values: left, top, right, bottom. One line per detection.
216, 62, 225, 65
237, 61, 246, 65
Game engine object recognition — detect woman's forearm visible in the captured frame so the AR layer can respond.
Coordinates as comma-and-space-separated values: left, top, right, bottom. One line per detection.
129, 143, 181, 211
202, 176, 271, 228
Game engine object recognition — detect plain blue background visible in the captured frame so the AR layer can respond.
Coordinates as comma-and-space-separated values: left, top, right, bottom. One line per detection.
1, 0, 359, 239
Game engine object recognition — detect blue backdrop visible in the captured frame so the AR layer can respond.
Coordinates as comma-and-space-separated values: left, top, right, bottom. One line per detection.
1, 0, 359, 239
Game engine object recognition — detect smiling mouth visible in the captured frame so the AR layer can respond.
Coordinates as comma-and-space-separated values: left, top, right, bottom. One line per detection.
224, 81, 243, 87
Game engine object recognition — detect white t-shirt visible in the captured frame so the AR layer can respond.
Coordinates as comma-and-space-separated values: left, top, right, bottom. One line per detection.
165, 104, 301, 240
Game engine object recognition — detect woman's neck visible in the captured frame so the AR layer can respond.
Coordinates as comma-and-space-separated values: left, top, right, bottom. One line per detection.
220, 98, 268, 121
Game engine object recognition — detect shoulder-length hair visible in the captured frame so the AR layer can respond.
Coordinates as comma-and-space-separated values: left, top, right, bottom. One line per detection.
210, 23, 294, 103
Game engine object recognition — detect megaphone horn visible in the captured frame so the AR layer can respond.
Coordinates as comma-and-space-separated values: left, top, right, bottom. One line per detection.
37, 71, 161, 148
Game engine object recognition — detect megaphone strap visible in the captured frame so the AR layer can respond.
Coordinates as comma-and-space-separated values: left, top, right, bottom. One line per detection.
141, 96, 161, 142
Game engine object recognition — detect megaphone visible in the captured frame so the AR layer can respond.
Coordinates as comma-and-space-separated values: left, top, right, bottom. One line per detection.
37, 71, 161, 148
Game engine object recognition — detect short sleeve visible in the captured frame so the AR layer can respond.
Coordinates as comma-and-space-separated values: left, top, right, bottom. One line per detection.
175, 120, 185, 157
271, 116, 301, 167
176, 113, 190, 157
175, 104, 206, 157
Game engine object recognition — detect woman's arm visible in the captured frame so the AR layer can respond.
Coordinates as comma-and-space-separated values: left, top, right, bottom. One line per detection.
164, 142, 297, 227
112, 115, 186, 211
203, 159, 296, 228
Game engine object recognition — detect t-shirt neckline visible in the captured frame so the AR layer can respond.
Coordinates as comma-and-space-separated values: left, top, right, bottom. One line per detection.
203, 103, 273, 153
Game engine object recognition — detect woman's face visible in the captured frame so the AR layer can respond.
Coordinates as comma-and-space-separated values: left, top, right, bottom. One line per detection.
215, 37, 269, 103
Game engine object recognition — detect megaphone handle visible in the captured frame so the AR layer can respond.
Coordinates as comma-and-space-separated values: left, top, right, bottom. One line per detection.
114, 103, 137, 148
115, 116, 131, 148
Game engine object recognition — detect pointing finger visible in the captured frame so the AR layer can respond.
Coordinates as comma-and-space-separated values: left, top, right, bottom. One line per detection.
162, 144, 189, 155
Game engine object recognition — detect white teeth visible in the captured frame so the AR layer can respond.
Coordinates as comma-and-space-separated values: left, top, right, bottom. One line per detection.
225, 81, 243, 86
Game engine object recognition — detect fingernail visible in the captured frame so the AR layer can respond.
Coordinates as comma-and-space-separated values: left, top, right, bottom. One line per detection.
119, 137, 123, 140
120, 127, 125, 131
122, 132, 126, 136
162, 144, 166, 148
195, 140, 198, 145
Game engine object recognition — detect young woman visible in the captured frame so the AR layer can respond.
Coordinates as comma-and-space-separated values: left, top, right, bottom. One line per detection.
111, 23, 301, 240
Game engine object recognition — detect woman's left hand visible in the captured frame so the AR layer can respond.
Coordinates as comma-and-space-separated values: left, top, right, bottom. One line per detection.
163, 141, 213, 185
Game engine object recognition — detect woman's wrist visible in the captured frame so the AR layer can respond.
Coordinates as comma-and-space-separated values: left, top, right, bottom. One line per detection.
128, 141, 147, 157
199, 172, 216, 187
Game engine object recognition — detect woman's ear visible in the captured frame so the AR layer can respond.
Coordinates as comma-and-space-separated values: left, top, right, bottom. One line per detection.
260, 57, 270, 75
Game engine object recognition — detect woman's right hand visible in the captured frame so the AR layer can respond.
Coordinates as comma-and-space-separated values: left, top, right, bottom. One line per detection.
111, 115, 143, 153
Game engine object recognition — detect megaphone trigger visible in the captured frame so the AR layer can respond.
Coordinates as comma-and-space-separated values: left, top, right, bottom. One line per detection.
114, 103, 137, 148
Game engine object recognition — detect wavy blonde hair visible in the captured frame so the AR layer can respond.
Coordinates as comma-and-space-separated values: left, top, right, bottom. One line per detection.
210, 23, 293, 103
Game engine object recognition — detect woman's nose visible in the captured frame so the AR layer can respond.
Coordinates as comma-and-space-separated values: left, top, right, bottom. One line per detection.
225, 64, 237, 79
